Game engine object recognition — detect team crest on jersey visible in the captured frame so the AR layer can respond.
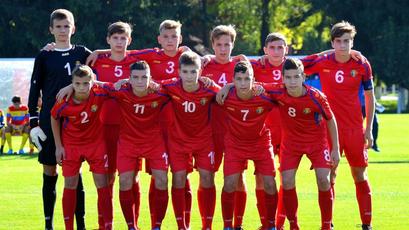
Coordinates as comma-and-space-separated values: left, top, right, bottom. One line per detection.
350, 69, 357, 77
303, 108, 311, 114
153, 60, 161, 64
151, 101, 158, 108
200, 98, 207, 105
256, 107, 264, 114
91, 104, 98, 112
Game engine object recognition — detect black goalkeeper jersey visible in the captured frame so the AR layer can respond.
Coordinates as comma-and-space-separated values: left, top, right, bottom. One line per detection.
28, 45, 91, 128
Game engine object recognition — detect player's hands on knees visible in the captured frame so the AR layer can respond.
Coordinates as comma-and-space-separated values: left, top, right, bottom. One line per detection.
252, 83, 265, 96
330, 148, 341, 169
56, 85, 74, 102
30, 127, 47, 152
364, 128, 373, 149
216, 83, 234, 105
55, 146, 65, 166
41, 42, 56, 51
114, 79, 129, 90
199, 76, 213, 88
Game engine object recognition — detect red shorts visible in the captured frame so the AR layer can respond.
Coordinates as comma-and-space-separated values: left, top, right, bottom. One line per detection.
336, 128, 368, 167
117, 139, 168, 174
279, 142, 331, 172
223, 137, 275, 177
265, 108, 282, 149
62, 142, 107, 177
168, 137, 215, 173
103, 124, 120, 173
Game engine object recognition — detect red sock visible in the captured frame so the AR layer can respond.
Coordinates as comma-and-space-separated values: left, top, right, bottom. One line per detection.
185, 180, 192, 228
63, 188, 77, 230
119, 190, 135, 229
319, 189, 333, 230
233, 190, 247, 227
198, 186, 216, 228
98, 186, 113, 230
256, 189, 266, 227
172, 187, 186, 229
98, 197, 105, 230
154, 188, 169, 228
149, 178, 156, 228
355, 180, 372, 225
276, 186, 286, 229
265, 192, 278, 228
283, 188, 299, 230
132, 182, 141, 226
221, 190, 235, 228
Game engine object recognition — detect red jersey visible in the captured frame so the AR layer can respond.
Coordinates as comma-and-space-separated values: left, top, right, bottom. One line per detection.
51, 85, 108, 146
7, 105, 29, 126
251, 59, 284, 83
93, 53, 140, 124
129, 47, 184, 80
223, 89, 275, 145
302, 53, 373, 129
201, 58, 239, 87
264, 83, 333, 145
102, 83, 170, 145
161, 79, 220, 144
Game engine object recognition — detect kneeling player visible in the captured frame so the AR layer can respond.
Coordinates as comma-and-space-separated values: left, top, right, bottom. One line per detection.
219, 61, 278, 230
50, 65, 112, 230
264, 58, 340, 230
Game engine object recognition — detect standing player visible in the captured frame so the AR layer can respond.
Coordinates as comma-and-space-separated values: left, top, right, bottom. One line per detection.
218, 61, 278, 230
100, 61, 170, 230
160, 51, 220, 230
28, 9, 90, 230
4, 96, 32, 154
302, 21, 375, 230
263, 58, 340, 230
250, 32, 288, 228
201, 25, 250, 229
50, 65, 112, 230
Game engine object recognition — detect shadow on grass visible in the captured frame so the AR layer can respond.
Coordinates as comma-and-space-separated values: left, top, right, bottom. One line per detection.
0, 153, 38, 160
369, 160, 409, 164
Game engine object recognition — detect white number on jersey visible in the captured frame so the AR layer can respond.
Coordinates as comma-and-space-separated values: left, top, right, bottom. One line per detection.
288, 107, 296, 117
166, 61, 175, 74
323, 149, 331, 162
104, 154, 109, 168
114, 65, 123, 77
162, 152, 169, 165
182, 101, 196, 113
218, 73, 228, 86
241, 109, 249, 121
80, 111, 89, 123
133, 104, 145, 114
64, 62, 72, 76
272, 69, 281, 81
335, 70, 344, 83
208, 151, 215, 165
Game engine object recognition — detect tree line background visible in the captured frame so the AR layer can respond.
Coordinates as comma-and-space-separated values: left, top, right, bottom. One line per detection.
1, 0, 408, 108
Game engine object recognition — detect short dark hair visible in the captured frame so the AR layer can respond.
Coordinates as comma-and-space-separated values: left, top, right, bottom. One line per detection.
130, 60, 150, 72
265, 32, 287, 46
282, 58, 304, 74
107, 21, 132, 38
234, 61, 253, 78
179, 51, 201, 68
331, 21, 357, 41
72, 64, 94, 79
11, 96, 21, 103
50, 9, 74, 27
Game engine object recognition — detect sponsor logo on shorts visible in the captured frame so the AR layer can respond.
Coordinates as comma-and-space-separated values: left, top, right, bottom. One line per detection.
91, 104, 98, 112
